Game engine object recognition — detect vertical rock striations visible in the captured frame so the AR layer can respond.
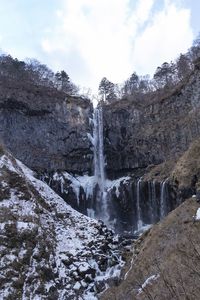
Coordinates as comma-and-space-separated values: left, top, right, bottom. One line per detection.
0, 82, 93, 173
103, 68, 200, 176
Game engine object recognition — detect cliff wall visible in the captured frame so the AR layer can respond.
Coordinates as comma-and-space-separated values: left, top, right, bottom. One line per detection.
0, 82, 93, 173
103, 67, 200, 177
1, 67, 200, 178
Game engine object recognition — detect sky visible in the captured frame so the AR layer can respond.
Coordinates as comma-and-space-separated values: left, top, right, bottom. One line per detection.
0, 0, 199, 93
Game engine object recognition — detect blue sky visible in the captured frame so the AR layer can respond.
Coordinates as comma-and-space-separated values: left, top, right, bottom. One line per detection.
0, 0, 199, 92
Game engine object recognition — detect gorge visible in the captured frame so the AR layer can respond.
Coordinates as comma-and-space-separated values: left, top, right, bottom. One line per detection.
1, 64, 199, 234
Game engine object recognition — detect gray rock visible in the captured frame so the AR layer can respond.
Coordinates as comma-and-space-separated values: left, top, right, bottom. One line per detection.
0, 83, 93, 173
103, 68, 200, 176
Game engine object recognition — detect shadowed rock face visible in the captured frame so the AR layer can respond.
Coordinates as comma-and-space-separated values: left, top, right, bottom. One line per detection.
40, 171, 177, 234
103, 68, 200, 177
0, 83, 93, 173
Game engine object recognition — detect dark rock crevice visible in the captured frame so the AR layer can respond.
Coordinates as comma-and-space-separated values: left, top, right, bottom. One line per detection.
0, 98, 51, 116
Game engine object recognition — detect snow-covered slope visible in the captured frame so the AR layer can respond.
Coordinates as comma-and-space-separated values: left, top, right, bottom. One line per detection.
0, 153, 122, 300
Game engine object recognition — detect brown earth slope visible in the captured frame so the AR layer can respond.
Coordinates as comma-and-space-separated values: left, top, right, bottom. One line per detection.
101, 198, 200, 300
171, 137, 200, 188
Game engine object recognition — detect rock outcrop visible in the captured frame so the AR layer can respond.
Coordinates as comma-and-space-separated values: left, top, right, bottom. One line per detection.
0, 82, 93, 174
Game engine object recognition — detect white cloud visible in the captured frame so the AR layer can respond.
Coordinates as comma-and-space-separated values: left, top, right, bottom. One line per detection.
127, 0, 155, 28
132, 0, 194, 75
41, 0, 193, 92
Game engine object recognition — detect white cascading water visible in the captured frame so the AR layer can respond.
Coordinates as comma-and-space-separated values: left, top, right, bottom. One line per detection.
160, 179, 168, 219
148, 181, 154, 224
150, 180, 157, 223
94, 107, 105, 192
136, 178, 143, 231
93, 106, 109, 224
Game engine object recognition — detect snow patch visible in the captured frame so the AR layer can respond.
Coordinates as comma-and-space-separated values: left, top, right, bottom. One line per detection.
135, 224, 152, 235
0, 155, 123, 299
195, 208, 200, 220
17, 221, 36, 231
137, 274, 160, 294
106, 177, 130, 198
74, 282, 81, 290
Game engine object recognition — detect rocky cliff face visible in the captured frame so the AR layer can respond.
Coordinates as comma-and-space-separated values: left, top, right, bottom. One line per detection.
103, 67, 200, 177
38, 171, 178, 235
0, 82, 93, 174
1, 67, 200, 180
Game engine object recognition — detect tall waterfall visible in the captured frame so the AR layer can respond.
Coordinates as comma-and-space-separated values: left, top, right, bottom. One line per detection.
93, 106, 109, 224
93, 107, 106, 194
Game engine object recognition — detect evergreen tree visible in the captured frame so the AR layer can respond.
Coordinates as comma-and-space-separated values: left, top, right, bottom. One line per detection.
98, 77, 117, 102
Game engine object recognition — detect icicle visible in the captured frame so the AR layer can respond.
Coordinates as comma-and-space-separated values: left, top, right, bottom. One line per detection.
136, 178, 143, 231
87, 208, 95, 218
148, 181, 154, 224
60, 176, 64, 194
152, 180, 157, 222
150, 180, 157, 223
160, 179, 168, 219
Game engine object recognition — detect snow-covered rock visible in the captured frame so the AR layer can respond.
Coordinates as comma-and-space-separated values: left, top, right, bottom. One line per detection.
106, 177, 131, 198
49, 172, 131, 203
137, 274, 160, 295
0, 153, 123, 300
195, 207, 200, 220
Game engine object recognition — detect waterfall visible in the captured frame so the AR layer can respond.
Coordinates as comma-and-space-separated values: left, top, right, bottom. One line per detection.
150, 180, 157, 223
136, 178, 143, 231
160, 179, 168, 219
94, 107, 106, 194
152, 180, 156, 206
93, 106, 109, 224
148, 181, 154, 224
